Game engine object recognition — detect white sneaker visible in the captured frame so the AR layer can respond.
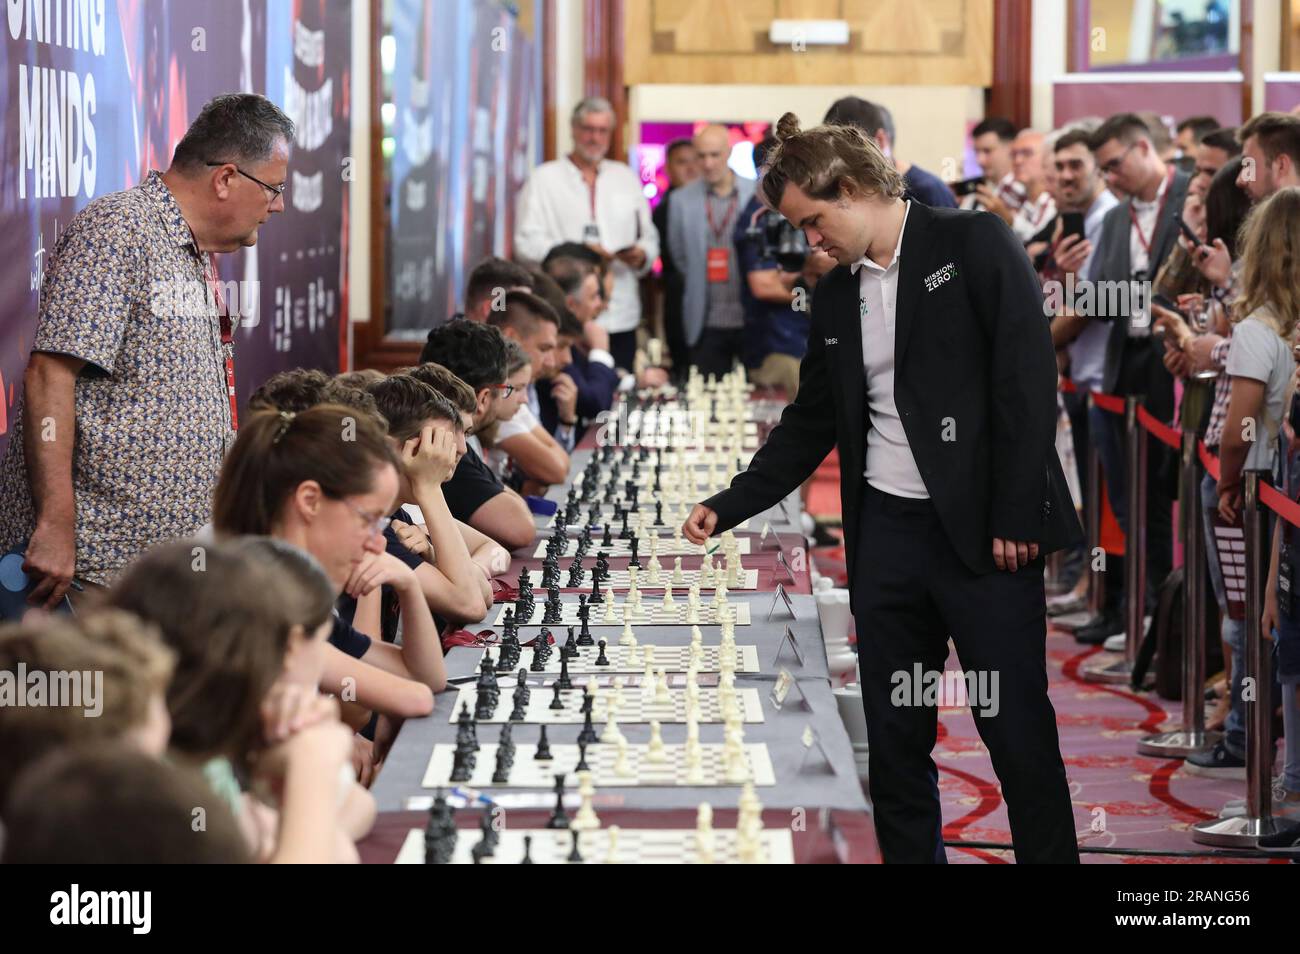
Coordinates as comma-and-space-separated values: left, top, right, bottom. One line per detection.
1218, 777, 1286, 818
1103, 633, 1126, 652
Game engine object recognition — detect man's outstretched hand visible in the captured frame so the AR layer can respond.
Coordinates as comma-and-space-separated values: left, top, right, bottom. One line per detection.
682, 504, 718, 545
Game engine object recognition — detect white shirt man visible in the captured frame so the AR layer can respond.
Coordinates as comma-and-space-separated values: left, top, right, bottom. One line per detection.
514, 100, 658, 362
851, 200, 928, 499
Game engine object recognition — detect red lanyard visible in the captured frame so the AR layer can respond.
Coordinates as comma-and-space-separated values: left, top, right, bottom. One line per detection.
206, 256, 239, 431
706, 191, 738, 243
1128, 168, 1174, 257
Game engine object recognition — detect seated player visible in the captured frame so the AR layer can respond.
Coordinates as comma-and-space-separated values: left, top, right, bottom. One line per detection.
106, 539, 374, 863
523, 270, 584, 449
0, 610, 174, 815
484, 290, 570, 487
475, 339, 535, 486
211, 405, 445, 718
457, 255, 535, 322
248, 367, 382, 420
397, 362, 514, 581
353, 373, 490, 633
2, 744, 250, 864
419, 320, 536, 551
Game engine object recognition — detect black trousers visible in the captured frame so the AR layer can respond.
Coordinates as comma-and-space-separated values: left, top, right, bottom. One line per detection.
853, 484, 1080, 863
690, 328, 744, 379
608, 330, 637, 371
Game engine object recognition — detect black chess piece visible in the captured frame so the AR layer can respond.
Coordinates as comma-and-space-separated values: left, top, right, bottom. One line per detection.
589, 570, 604, 605
496, 610, 520, 672
601, 521, 613, 547
628, 535, 641, 569
456, 702, 479, 752
549, 680, 566, 711
562, 625, 578, 659
594, 639, 610, 667
474, 683, 499, 721
595, 552, 610, 582
509, 671, 530, 721
520, 835, 534, 864
449, 737, 477, 782
654, 499, 664, 527
619, 507, 631, 540
556, 649, 573, 691
542, 582, 562, 625
535, 724, 553, 760
576, 595, 595, 646
566, 555, 584, 588
546, 774, 570, 829
492, 724, 516, 783
423, 789, 457, 864
534, 629, 553, 664
567, 829, 584, 864
478, 806, 499, 857
576, 738, 592, 772
577, 701, 598, 748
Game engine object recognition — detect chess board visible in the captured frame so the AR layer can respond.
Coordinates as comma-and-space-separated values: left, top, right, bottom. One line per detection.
448, 684, 766, 724
530, 536, 752, 558
475, 642, 761, 674
525, 568, 761, 590
421, 742, 777, 788
393, 826, 794, 864
497, 601, 752, 627
546, 507, 749, 532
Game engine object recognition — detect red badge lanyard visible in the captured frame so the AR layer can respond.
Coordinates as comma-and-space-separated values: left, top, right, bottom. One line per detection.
206, 256, 239, 431
1129, 167, 1175, 258
706, 191, 738, 244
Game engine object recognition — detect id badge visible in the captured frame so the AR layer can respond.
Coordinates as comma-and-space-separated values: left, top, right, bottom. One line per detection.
707, 247, 730, 283
1128, 272, 1151, 338
1280, 550, 1295, 618
582, 223, 601, 244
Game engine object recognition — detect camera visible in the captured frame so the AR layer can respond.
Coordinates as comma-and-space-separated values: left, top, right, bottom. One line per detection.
743, 208, 809, 272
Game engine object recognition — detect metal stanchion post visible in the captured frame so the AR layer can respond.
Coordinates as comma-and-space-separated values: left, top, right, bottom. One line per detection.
1086, 395, 1106, 618
1083, 396, 1146, 684
1193, 470, 1280, 846
1137, 423, 1221, 756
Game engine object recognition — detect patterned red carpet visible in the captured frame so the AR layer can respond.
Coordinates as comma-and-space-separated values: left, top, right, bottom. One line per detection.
937, 631, 1284, 864
806, 461, 1286, 863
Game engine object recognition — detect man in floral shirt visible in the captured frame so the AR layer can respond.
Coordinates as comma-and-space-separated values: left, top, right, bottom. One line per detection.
0, 94, 294, 605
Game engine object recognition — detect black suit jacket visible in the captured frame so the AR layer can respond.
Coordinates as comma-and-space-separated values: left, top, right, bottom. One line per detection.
703, 203, 1081, 601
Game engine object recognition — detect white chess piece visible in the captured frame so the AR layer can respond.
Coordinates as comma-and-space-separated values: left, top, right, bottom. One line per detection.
573, 772, 601, 831
603, 594, 617, 623
601, 711, 624, 744
646, 720, 668, 763
604, 825, 621, 864
647, 555, 661, 585
621, 616, 635, 645
613, 736, 634, 777
695, 803, 716, 864
654, 668, 671, 705
684, 741, 705, 785
672, 557, 685, 584
661, 586, 674, 609
700, 558, 715, 585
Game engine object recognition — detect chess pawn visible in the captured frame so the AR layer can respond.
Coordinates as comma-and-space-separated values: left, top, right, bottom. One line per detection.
648, 533, 660, 558
646, 720, 668, 763
647, 555, 661, 585
688, 582, 701, 607
601, 711, 624, 745
714, 582, 728, 606
619, 617, 637, 647
661, 587, 674, 610
684, 603, 699, 625
694, 804, 716, 864
654, 668, 671, 705
603, 594, 617, 623
573, 772, 600, 832
672, 557, 685, 584
604, 826, 622, 864
613, 736, 635, 777
684, 742, 705, 785
641, 659, 655, 698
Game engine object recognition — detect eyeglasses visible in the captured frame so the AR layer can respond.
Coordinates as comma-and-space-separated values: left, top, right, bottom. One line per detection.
1098, 144, 1137, 176
339, 498, 391, 537
205, 161, 287, 203
493, 383, 517, 398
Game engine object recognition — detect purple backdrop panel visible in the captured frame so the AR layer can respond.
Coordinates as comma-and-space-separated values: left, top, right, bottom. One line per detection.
1264, 75, 1300, 113
1053, 76, 1243, 129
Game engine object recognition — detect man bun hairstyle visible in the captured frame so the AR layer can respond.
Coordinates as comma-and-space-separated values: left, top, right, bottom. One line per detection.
760, 111, 905, 211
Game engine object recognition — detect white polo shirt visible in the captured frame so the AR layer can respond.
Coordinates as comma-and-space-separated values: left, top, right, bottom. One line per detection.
852, 200, 929, 499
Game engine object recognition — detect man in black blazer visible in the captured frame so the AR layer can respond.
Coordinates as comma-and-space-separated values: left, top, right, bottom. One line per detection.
684, 115, 1082, 863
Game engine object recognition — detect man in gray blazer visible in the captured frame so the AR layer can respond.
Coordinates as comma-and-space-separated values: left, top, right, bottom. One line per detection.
1082, 113, 1191, 640
667, 125, 756, 377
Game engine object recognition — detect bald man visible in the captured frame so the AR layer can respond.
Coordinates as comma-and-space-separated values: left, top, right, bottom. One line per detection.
666, 124, 757, 377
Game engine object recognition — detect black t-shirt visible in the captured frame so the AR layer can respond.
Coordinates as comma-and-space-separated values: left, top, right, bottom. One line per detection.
329, 612, 372, 659
336, 509, 428, 643
442, 446, 504, 523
